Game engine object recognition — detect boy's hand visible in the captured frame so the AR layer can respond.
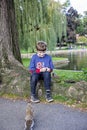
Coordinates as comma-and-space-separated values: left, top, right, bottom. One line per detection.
46, 67, 51, 72
40, 67, 47, 72
40, 67, 51, 72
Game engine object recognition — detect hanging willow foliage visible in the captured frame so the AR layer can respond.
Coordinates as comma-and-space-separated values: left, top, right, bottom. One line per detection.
14, 0, 67, 52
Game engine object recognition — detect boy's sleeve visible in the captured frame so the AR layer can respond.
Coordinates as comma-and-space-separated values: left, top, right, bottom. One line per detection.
29, 55, 41, 74
29, 55, 35, 73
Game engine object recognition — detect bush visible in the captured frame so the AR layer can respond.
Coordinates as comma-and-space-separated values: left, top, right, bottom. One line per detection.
82, 68, 87, 81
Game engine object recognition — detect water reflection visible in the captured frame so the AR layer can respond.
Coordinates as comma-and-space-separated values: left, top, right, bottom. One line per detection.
56, 50, 87, 70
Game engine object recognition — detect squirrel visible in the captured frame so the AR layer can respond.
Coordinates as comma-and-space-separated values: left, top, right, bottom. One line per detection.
24, 102, 34, 130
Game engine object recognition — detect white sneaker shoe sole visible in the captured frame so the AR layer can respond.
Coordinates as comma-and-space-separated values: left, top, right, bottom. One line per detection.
30, 99, 40, 103
46, 98, 54, 103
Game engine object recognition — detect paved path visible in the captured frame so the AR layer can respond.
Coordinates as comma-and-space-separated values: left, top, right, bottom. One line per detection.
0, 98, 87, 130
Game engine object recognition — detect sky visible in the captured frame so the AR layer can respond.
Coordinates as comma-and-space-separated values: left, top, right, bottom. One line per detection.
57, 0, 87, 15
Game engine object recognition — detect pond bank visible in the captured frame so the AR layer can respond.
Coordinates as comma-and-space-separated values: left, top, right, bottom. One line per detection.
21, 48, 87, 58
21, 49, 87, 68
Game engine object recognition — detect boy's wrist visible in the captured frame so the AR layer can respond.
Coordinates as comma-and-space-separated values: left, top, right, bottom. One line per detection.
40, 67, 46, 72
36, 69, 40, 73
46, 67, 50, 72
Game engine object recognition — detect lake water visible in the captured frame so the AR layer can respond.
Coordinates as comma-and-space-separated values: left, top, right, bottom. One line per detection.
55, 49, 87, 71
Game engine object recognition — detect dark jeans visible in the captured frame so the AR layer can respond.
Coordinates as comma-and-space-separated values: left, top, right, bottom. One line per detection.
30, 71, 51, 96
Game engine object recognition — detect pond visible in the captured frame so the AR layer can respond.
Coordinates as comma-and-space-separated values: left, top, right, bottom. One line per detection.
55, 49, 87, 71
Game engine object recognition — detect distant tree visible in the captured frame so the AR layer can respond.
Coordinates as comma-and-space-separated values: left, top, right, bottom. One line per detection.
76, 11, 87, 35
62, 0, 71, 8
83, 11, 87, 16
66, 7, 79, 44
76, 16, 84, 35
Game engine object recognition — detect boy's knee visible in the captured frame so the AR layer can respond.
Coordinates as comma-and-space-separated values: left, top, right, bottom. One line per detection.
44, 71, 51, 77
31, 74, 38, 82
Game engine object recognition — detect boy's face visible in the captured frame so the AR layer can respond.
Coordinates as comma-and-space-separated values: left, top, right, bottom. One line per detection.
37, 51, 46, 57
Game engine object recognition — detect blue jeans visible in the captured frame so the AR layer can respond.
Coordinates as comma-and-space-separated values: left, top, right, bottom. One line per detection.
30, 71, 51, 96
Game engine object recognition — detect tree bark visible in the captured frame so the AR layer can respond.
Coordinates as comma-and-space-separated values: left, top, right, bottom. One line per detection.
0, 0, 30, 96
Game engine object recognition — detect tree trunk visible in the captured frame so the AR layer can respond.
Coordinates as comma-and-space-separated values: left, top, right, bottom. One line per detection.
0, 0, 30, 97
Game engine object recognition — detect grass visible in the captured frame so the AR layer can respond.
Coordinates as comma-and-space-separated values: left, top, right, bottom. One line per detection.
21, 48, 36, 54
52, 57, 68, 61
53, 95, 68, 102
53, 69, 83, 82
22, 58, 30, 68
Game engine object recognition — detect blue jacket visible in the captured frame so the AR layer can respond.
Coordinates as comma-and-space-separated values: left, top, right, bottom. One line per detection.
29, 54, 54, 73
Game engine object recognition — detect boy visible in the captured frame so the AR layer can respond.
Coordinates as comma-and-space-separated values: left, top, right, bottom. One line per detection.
29, 41, 54, 103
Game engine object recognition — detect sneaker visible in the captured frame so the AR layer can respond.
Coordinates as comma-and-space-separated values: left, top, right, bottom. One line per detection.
46, 97, 53, 103
46, 94, 54, 103
30, 96, 40, 103
46, 90, 54, 103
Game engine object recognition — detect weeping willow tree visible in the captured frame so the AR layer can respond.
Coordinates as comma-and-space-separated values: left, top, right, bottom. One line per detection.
14, 0, 67, 52
48, 1, 66, 45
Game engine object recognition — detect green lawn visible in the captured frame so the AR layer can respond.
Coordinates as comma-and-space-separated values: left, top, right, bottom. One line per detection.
22, 58, 30, 68
53, 69, 83, 82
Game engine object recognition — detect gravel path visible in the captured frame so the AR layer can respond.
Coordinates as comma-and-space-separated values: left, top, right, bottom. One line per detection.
0, 98, 87, 130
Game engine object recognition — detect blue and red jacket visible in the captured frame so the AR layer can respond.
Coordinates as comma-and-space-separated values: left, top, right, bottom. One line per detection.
29, 54, 54, 73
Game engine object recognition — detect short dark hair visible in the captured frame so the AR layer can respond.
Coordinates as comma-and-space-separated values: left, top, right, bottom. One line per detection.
36, 41, 47, 51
